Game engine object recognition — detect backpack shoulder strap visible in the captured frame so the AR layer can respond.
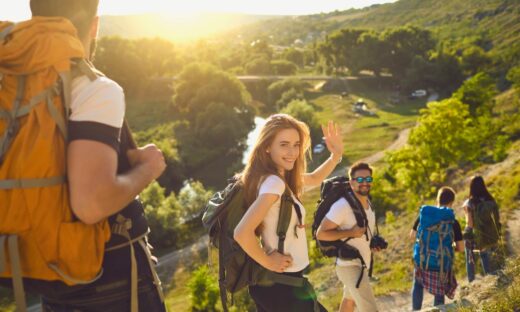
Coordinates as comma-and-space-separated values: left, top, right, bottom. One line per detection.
276, 186, 295, 254
0, 22, 15, 43
344, 187, 368, 225
368, 199, 380, 235
71, 58, 104, 81
343, 187, 369, 239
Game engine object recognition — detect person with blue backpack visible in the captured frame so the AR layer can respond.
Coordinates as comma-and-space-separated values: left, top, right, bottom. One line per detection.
409, 187, 464, 311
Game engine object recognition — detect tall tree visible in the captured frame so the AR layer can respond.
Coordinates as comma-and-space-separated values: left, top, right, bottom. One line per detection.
173, 63, 255, 183
381, 26, 435, 79
454, 72, 497, 114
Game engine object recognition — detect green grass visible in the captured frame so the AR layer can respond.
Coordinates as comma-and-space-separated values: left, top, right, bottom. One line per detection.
0, 288, 42, 312
308, 80, 426, 163
487, 142, 520, 215
164, 267, 194, 311
455, 256, 520, 312
0, 288, 15, 312
494, 88, 520, 114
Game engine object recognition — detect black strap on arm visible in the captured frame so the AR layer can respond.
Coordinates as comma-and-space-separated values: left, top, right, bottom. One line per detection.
277, 188, 294, 254
344, 188, 369, 241
292, 201, 304, 238
340, 188, 370, 287
122, 120, 137, 149
369, 199, 379, 236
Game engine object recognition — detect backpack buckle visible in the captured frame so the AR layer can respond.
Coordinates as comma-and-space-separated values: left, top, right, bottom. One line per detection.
6, 122, 16, 135
112, 215, 133, 236
52, 82, 61, 96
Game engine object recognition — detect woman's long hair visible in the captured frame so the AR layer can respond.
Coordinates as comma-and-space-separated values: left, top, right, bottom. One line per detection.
239, 114, 311, 207
469, 175, 495, 202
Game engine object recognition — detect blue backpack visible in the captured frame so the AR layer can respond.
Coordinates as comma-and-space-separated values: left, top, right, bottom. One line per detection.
413, 205, 455, 273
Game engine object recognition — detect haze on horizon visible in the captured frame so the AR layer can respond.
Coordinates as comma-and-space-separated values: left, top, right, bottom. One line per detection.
3, 0, 396, 21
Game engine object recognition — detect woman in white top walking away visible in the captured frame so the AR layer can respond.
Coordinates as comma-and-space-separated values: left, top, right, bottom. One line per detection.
234, 113, 343, 311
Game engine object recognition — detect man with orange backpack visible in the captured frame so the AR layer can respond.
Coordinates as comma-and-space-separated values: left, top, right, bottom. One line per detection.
0, 1, 166, 311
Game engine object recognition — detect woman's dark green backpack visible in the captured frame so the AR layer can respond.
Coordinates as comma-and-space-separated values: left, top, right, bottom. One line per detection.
201, 179, 308, 311
472, 199, 501, 250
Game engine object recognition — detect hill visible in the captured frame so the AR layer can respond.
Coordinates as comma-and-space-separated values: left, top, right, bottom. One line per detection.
228, 0, 520, 55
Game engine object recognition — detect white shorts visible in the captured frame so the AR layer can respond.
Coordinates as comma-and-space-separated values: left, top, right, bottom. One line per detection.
336, 265, 378, 312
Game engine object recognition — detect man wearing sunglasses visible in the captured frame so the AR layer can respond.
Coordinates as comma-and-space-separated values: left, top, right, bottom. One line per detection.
316, 162, 379, 312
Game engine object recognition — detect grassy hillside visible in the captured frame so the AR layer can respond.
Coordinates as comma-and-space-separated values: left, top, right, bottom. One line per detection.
97, 0, 520, 59
231, 0, 520, 56
308, 78, 425, 163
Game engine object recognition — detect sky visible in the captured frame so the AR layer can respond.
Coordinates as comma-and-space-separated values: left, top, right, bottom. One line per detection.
1, 0, 396, 21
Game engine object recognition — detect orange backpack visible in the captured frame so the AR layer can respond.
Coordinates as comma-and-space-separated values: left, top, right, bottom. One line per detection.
0, 17, 111, 309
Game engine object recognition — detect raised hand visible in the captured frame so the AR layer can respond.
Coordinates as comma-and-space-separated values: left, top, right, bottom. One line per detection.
321, 121, 343, 160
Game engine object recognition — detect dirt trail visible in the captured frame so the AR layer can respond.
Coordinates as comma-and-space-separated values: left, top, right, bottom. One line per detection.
155, 235, 209, 289
376, 291, 457, 312
358, 128, 410, 165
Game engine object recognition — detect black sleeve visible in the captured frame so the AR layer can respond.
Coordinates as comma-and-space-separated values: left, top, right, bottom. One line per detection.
453, 220, 463, 241
68, 120, 121, 153
412, 216, 420, 231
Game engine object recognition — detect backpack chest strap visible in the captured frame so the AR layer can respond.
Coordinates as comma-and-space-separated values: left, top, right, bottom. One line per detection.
0, 176, 65, 189
0, 75, 26, 164
0, 23, 15, 44
0, 72, 69, 167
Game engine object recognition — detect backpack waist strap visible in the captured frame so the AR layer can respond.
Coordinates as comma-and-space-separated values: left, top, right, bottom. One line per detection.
0, 235, 27, 312
104, 214, 164, 312
257, 270, 306, 288
257, 270, 320, 312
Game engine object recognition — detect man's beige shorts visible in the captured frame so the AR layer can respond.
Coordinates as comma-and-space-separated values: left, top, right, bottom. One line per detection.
335, 265, 378, 312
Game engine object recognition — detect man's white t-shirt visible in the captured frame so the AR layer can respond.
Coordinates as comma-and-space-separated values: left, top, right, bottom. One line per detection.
69, 75, 125, 151
325, 197, 376, 267
257, 175, 310, 272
